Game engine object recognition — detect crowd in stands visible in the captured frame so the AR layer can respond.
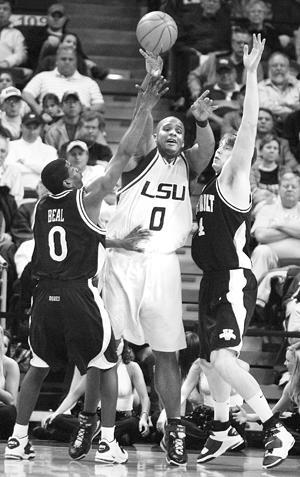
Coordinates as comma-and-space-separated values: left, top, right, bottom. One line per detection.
0, 0, 299, 453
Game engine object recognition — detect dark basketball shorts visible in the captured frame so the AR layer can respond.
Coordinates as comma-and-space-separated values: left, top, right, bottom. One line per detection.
198, 268, 257, 361
29, 279, 117, 374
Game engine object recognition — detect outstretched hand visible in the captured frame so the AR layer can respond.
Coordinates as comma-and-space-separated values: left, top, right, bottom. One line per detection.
190, 90, 217, 122
139, 48, 163, 77
243, 33, 265, 72
139, 75, 169, 110
119, 226, 152, 252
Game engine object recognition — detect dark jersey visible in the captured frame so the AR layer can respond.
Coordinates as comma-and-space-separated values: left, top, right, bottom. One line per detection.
191, 175, 252, 272
32, 188, 106, 280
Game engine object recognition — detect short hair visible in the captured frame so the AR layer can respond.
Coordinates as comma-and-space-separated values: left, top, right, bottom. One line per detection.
56, 44, 76, 58
279, 170, 300, 185
258, 107, 274, 120
41, 159, 69, 194
268, 51, 290, 66
259, 133, 281, 151
42, 93, 60, 106
79, 109, 106, 130
0, 1, 12, 8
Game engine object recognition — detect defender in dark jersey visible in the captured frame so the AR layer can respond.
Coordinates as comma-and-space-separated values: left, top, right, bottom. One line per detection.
191, 35, 295, 470
4, 75, 168, 463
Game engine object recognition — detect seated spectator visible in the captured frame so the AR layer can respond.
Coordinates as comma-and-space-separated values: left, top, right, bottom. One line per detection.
20, 2, 68, 71
35, 340, 150, 446
0, 69, 13, 93
283, 270, 300, 345
0, 135, 23, 205
187, 27, 264, 100
241, 0, 281, 67
44, 91, 82, 151
22, 45, 105, 115
5, 113, 57, 198
41, 93, 64, 132
165, 0, 232, 103
250, 134, 283, 210
0, 325, 20, 440
36, 31, 109, 81
75, 110, 112, 165
258, 52, 300, 129
221, 85, 245, 136
251, 171, 300, 284
188, 57, 240, 143
0, 1, 28, 81
282, 110, 300, 166
256, 108, 299, 171
0, 86, 24, 139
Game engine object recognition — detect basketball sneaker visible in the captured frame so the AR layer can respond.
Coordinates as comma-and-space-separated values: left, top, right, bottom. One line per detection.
160, 423, 187, 466
262, 420, 295, 469
5, 436, 35, 460
197, 422, 245, 463
95, 438, 128, 463
69, 412, 98, 460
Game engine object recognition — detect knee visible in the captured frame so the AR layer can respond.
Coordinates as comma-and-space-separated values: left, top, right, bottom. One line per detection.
210, 350, 234, 378
252, 244, 273, 261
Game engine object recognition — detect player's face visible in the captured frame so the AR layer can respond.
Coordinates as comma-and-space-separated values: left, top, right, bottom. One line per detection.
65, 160, 83, 189
156, 118, 184, 159
212, 139, 232, 173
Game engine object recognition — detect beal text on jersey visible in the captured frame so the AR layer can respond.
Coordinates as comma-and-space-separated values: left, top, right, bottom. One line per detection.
48, 208, 65, 223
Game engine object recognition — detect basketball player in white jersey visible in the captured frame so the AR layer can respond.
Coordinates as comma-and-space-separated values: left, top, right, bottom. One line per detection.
191, 35, 295, 469
103, 51, 216, 466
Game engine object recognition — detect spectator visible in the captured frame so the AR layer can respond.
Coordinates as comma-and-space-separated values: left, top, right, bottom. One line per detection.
250, 134, 283, 210
283, 270, 300, 345
76, 110, 112, 165
5, 113, 57, 198
0, 69, 13, 93
258, 52, 300, 128
0, 86, 23, 139
242, 1, 281, 66
0, 134, 23, 205
256, 108, 298, 171
41, 93, 63, 127
188, 57, 240, 143
22, 45, 105, 115
0, 325, 20, 440
36, 31, 109, 81
0, 1, 27, 69
187, 28, 264, 100
20, 2, 68, 71
251, 171, 300, 284
282, 110, 300, 165
221, 85, 245, 136
44, 91, 82, 151
66, 140, 115, 225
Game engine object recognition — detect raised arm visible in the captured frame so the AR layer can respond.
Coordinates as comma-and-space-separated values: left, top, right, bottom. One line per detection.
225, 35, 265, 179
83, 76, 168, 222
185, 91, 216, 176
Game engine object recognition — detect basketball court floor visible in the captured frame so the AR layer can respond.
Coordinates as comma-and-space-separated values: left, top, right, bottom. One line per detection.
0, 443, 299, 477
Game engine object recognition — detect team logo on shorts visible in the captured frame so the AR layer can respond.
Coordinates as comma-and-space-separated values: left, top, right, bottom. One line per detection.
219, 329, 236, 341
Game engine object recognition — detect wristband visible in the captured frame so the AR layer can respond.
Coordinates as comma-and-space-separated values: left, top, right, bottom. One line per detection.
195, 119, 208, 128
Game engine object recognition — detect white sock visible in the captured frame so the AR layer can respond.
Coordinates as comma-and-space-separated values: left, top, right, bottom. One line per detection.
214, 400, 230, 423
101, 426, 115, 442
246, 392, 273, 423
12, 424, 28, 439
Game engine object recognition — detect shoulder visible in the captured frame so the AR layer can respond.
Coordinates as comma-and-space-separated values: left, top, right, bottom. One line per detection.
4, 356, 20, 374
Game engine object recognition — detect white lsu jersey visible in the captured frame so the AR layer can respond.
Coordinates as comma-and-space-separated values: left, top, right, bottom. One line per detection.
106, 148, 193, 253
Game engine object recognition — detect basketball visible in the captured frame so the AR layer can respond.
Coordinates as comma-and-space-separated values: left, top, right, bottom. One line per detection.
136, 11, 178, 54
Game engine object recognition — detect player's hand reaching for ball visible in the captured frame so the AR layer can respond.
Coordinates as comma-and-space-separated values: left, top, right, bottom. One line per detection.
139, 48, 163, 77
190, 90, 217, 122
139, 75, 169, 110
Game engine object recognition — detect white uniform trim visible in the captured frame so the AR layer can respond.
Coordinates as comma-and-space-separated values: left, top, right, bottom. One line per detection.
216, 179, 252, 213
76, 188, 106, 235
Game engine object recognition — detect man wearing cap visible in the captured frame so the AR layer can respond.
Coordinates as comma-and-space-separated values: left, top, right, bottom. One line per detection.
44, 91, 82, 150
22, 45, 105, 115
66, 139, 115, 226
5, 113, 57, 198
0, 86, 24, 139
